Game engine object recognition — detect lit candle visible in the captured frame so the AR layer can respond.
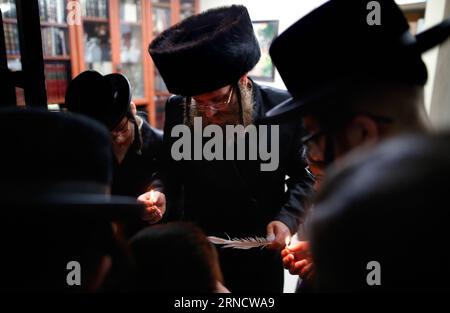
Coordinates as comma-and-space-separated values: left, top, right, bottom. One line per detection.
149, 190, 157, 204
285, 236, 291, 249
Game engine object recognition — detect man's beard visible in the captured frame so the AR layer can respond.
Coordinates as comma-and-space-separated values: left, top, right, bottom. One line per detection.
112, 123, 135, 164
185, 82, 254, 128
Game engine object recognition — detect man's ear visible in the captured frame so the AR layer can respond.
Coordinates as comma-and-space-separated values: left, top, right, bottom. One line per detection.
239, 74, 248, 86
346, 115, 380, 147
130, 101, 137, 116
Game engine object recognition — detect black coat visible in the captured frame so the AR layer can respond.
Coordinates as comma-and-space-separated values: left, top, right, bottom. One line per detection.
112, 117, 163, 239
112, 116, 163, 197
161, 82, 313, 292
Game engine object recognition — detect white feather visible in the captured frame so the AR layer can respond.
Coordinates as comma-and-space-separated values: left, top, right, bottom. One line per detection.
208, 235, 271, 250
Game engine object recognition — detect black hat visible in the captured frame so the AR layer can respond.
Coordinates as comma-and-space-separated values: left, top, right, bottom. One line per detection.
0, 107, 143, 221
267, 0, 450, 118
65, 70, 132, 130
149, 5, 261, 96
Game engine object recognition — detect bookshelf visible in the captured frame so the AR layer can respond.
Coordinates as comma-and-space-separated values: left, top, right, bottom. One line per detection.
119, 0, 145, 100
71, 0, 198, 128
1, 0, 198, 126
78, 0, 113, 75
0, 0, 75, 105
150, 0, 198, 129
1, 0, 24, 105
38, 0, 73, 104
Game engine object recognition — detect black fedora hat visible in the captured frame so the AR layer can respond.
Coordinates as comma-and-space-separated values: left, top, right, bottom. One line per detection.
149, 5, 261, 96
0, 107, 144, 221
266, 0, 450, 118
65, 70, 132, 130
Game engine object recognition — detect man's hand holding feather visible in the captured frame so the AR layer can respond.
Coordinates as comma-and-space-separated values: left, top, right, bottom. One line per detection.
265, 221, 291, 250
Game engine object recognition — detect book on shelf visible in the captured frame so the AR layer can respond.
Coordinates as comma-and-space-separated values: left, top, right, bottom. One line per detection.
41, 27, 69, 56
100, 0, 108, 18
83, 0, 108, 18
121, 0, 140, 23
153, 7, 170, 35
1, 0, 17, 19
45, 62, 69, 103
39, 0, 66, 23
4, 23, 20, 55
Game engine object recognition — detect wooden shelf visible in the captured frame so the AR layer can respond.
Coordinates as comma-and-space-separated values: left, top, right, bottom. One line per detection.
44, 55, 71, 61
2, 18, 17, 24
134, 98, 148, 106
152, 3, 171, 9
83, 17, 109, 23
40, 21, 68, 28
48, 97, 65, 104
120, 21, 142, 26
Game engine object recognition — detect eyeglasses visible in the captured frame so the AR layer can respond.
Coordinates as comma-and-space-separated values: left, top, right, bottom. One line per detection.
301, 129, 327, 163
111, 117, 131, 138
300, 113, 393, 163
305, 166, 316, 180
193, 86, 234, 113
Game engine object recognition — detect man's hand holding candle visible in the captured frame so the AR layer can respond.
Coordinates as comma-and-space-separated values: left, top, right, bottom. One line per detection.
281, 241, 315, 280
137, 190, 166, 224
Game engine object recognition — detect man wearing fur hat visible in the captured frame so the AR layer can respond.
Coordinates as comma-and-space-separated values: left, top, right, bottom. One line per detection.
141, 5, 314, 292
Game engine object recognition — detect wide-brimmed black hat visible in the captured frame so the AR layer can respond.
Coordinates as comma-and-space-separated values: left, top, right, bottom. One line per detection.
0, 108, 144, 221
149, 5, 261, 96
266, 0, 450, 118
65, 70, 132, 130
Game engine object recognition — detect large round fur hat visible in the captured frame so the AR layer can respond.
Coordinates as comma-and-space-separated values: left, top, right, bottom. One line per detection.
149, 5, 261, 96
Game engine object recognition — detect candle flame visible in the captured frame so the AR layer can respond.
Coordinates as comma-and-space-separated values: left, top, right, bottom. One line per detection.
149, 190, 157, 203
285, 236, 291, 248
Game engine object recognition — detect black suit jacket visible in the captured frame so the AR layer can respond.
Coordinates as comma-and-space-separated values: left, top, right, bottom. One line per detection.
159, 82, 313, 292
161, 82, 313, 236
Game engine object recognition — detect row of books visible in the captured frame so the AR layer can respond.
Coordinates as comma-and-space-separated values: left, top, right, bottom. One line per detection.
3, 23, 20, 55
45, 62, 69, 103
152, 7, 170, 35
39, 0, 66, 23
120, 0, 141, 23
0, 0, 16, 19
41, 27, 69, 56
82, 0, 108, 18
